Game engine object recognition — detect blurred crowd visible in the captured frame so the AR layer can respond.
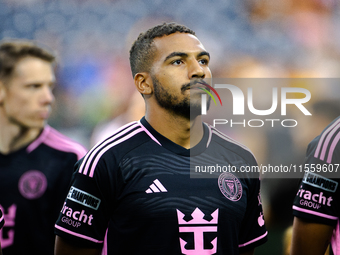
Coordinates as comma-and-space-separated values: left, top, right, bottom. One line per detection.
1, 0, 340, 254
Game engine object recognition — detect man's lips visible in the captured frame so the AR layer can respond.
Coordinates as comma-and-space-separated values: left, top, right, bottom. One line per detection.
182, 80, 210, 91
38, 110, 50, 119
183, 81, 223, 106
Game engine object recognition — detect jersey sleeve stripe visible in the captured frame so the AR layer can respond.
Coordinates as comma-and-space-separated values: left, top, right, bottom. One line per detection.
238, 231, 268, 248
211, 128, 257, 160
315, 118, 340, 160
206, 124, 212, 148
292, 205, 339, 220
88, 128, 144, 177
55, 224, 104, 243
139, 120, 162, 146
79, 122, 139, 175
327, 131, 340, 163
320, 124, 340, 161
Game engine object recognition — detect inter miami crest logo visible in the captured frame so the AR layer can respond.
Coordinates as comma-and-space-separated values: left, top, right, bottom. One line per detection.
218, 172, 242, 201
18, 170, 47, 199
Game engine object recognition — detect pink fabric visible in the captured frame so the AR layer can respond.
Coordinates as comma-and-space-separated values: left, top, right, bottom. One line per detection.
315, 118, 340, 160
79, 121, 162, 178
331, 220, 340, 255
139, 120, 162, 146
101, 228, 109, 255
327, 132, 340, 163
211, 127, 257, 160
27, 125, 87, 160
88, 129, 143, 177
292, 205, 338, 220
55, 224, 103, 243
238, 231, 268, 248
79, 123, 140, 176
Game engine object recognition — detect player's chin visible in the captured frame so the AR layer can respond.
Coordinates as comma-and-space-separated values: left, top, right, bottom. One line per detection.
189, 96, 203, 106
28, 119, 47, 129
189, 102, 202, 116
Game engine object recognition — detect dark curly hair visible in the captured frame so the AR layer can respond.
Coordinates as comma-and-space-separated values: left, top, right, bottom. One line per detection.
129, 22, 195, 77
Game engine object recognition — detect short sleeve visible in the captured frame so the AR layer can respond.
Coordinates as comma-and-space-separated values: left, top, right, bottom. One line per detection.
293, 125, 340, 226
54, 155, 118, 248
292, 156, 340, 226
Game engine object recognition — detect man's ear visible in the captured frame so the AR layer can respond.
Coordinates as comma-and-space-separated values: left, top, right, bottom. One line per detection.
134, 72, 152, 96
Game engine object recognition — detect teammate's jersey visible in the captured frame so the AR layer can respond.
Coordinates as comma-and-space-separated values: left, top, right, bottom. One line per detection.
55, 117, 267, 255
293, 116, 340, 255
0, 208, 4, 230
0, 125, 87, 255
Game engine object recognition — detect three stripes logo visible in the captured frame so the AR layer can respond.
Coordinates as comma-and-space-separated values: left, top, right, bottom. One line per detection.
199, 82, 222, 115
145, 179, 167, 193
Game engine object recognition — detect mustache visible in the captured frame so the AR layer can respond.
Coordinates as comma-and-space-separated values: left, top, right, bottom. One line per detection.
181, 79, 209, 92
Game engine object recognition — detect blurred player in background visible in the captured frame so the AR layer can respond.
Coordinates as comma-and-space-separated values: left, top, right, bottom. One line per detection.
54, 22, 267, 255
291, 115, 340, 255
0, 39, 87, 254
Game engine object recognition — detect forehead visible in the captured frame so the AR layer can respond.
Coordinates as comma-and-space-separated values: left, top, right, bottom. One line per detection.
11, 57, 55, 81
152, 32, 207, 61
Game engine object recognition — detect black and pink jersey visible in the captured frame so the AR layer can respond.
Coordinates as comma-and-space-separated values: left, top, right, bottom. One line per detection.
0, 208, 4, 230
55, 117, 267, 255
293, 116, 340, 255
0, 125, 87, 255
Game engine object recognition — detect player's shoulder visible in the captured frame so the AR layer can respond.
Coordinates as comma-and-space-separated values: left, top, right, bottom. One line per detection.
76, 120, 155, 178
88, 120, 153, 159
29, 125, 87, 160
206, 124, 257, 163
307, 116, 340, 164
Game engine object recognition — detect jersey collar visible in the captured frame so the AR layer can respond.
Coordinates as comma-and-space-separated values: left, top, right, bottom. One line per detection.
140, 117, 209, 157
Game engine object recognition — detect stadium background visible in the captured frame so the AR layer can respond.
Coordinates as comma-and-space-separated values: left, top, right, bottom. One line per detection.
1, 0, 340, 254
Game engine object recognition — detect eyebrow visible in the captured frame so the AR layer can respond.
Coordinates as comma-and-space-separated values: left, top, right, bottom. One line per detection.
163, 51, 210, 62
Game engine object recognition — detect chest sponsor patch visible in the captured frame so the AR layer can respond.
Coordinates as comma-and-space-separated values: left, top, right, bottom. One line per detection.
67, 186, 101, 210
302, 172, 338, 193
218, 172, 242, 201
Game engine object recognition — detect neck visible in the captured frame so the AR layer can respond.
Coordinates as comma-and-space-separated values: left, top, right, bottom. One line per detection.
145, 107, 203, 149
0, 112, 42, 154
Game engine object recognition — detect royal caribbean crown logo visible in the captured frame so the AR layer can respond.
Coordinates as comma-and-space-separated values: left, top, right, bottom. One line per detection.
177, 207, 219, 255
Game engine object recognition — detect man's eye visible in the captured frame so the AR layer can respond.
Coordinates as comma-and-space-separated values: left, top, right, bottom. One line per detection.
172, 60, 183, 65
29, 84, 41, 89
199, 59, 208, 65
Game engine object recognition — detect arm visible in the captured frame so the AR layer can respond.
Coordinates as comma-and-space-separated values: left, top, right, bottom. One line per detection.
240, 248, 254, 255
290, 217, 334, 255
54, 236, 101, 255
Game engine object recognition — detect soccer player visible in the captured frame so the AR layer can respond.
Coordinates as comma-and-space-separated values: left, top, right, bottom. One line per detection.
0, 39, 87, 254
54, 22, 267, 255
291, 116, 340, 255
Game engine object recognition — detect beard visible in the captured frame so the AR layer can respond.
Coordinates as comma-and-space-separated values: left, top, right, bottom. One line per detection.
152, 76, 210, 120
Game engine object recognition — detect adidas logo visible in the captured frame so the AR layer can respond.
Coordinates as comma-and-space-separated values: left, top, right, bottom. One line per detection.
145, 179, 167, 193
